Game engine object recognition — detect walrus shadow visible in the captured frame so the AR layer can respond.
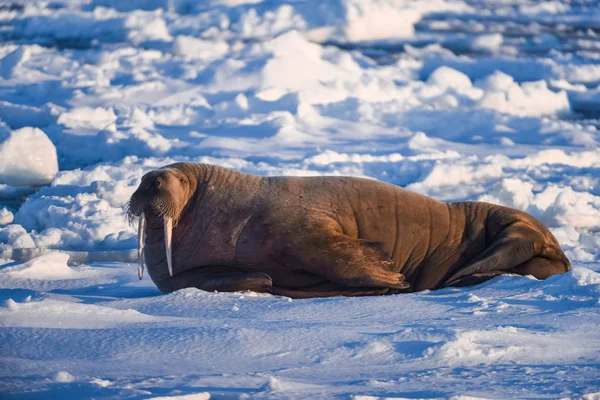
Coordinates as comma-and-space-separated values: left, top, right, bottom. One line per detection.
54, 282, 160, 300
51, 282, 162, 304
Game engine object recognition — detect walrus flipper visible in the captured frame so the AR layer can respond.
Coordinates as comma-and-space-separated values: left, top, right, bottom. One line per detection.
271, 284, 390, 299
511, 256, 570, 280
158, 267, 272, 294
198, 271, 273, 294
290, 228, 409, 290
442, 220, 545, 288
443, 272, 503, 288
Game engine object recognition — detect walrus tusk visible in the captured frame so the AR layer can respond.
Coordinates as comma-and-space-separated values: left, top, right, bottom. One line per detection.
137, 214, 146, 280
164, 216, 173, 277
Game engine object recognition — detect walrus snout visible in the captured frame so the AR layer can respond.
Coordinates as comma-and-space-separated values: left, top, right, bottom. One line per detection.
128, 171, 184, 222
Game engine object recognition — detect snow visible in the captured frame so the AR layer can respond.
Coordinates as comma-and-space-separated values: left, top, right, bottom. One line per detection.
1, 0, 600, 398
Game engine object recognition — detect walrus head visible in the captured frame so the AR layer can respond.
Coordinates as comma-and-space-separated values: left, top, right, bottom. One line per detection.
127, 165, 198, 279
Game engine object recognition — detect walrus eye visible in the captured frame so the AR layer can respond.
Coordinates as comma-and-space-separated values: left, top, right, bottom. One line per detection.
180, 178, 187, 185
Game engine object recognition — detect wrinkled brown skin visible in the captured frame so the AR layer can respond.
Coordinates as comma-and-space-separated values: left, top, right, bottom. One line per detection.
128, 162, 570, 299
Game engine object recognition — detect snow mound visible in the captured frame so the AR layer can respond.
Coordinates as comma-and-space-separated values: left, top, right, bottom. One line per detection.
2, 252, 99, 280
476, 72, 570, 117
52, 371, 75, 383
0, 297, 159, 328
0, 127, 58, 187
427, 66, 473, 91
480, 180, 600, 230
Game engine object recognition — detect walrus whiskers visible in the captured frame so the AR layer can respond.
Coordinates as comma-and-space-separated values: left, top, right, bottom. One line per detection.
137, 214, 146, 280
164, 216, 173, 277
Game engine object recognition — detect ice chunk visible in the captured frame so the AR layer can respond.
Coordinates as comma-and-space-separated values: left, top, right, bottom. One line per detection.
0, 297, 158, 328
471, 33, 503, 52
0, 224, 35, 248
343, 2, 421, 41
0, 46, 30, 79
4, 298, 18, 312
0, 127, 58, 187
52, 371, 75, 383
477, 71, 515, 91
126, 15, 172, 44
427, 66, 473, 91
0, 208, 14, 225
3, 252, 77, 280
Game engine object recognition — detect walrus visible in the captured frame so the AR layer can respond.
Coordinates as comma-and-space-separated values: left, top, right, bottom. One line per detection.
127, 162, 570, 298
